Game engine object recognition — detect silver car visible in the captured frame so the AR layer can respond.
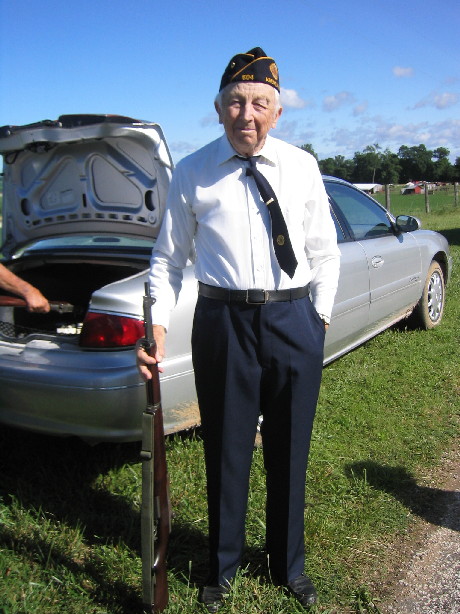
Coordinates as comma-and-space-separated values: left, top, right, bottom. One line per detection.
0, 115, 452, 441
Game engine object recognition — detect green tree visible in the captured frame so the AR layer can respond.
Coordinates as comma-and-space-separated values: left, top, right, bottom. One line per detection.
433, 147, 450, 160
398, 144, 434, 182
299, 143, 318, 160
315, 142, 456, 184
318, 155, 353, 181
379, 149, 401, 185
454, 157, 460, 182
318, 157, 336, 176
432, 147, 454, 182
352, 144, 382, 183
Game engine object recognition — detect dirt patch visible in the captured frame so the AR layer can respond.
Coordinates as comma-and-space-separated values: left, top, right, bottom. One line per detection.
371, 441, 460, 613
164, 401, 201, 435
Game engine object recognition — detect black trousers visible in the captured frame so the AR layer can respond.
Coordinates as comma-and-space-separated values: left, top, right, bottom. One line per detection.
192, 294, 325, 585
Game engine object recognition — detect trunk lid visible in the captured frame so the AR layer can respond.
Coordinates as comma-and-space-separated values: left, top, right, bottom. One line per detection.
0, 114, 173, 258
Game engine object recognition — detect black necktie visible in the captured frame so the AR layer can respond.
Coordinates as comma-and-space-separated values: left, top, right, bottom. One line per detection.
245, 156, 298, 278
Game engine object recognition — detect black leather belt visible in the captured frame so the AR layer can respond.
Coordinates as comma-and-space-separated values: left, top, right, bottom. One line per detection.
198, 282, 309, 304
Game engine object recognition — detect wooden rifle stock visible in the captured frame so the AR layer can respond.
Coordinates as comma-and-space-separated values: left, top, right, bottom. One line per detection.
0, 296, 74, 313
140, 283, 171, 613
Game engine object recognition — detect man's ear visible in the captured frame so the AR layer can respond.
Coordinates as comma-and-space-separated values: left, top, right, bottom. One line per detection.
214, 100, 223, 125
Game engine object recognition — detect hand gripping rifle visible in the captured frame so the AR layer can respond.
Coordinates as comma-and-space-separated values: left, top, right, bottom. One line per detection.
140, 283, 171, 613
0, 296, 74, 313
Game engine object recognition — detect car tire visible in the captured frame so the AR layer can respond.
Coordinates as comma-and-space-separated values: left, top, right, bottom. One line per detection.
411, 261, 445, 329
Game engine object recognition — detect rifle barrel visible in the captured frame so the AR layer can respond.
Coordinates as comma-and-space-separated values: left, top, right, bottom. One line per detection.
141, 283, 170, 613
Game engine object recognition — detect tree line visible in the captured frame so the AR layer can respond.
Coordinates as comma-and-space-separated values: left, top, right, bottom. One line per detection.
301, 143, 460, 185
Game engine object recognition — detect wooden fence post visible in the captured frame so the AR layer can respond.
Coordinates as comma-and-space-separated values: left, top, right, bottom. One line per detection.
385, 184, 391, 212
454, 182, 459, 208
424, 183, 430, 213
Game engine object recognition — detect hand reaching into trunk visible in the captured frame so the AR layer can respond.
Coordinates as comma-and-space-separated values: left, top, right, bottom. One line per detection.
0, 263, 50, 313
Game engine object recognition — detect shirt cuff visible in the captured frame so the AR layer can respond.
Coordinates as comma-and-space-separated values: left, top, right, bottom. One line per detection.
317, 313, 330, 325
150, 305, 171, 332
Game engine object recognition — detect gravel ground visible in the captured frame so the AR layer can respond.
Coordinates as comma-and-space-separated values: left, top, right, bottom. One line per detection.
380, 445, 460, 614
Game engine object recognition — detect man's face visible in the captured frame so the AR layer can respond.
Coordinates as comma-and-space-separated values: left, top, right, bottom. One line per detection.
215, 83, 282, 157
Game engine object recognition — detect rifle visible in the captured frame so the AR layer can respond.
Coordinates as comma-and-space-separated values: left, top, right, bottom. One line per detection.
0, 296, 74, 313
140, 282, 171, 613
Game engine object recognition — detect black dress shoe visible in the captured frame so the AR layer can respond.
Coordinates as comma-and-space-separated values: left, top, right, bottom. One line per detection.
286, 574, 318, 608
199, 584, 230, 613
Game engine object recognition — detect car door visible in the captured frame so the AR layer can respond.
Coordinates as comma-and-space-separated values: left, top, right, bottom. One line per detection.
324, 194, 371, 363
359, 233, 421, 328
327, 181, 422, 332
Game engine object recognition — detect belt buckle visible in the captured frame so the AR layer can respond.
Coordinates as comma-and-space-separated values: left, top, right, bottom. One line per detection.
246, 289, 269, 304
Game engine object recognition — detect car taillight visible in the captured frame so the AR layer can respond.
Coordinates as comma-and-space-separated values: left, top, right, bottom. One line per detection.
79, 312, 144, 348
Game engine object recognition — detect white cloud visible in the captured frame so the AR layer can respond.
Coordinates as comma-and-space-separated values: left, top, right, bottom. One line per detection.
169, 141, 200, 162
332, 117, 460, 159
429, 118, 460, 149
353, 102, 368, 116
280, 87, 310, 109
433, 92, 458, 109
393, 66, 414, 78
304, 117, 460, 162
413, 91, 459, 110
274, 119, 302, 142
323, 91, 355, 112
173, 110, 460, 165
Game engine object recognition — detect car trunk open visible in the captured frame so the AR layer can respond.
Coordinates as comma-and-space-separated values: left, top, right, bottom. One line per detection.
0, 114, 172, 342
0, 255, 148, 340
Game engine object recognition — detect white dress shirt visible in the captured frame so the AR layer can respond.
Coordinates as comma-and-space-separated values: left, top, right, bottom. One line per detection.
149, 134, 340, 329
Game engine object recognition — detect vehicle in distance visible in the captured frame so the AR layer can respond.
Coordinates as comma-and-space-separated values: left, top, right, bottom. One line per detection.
0, 115, 452, 441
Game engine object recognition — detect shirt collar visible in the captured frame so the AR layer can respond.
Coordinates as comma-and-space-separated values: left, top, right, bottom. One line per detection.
255, 136, 277, 166
217, 134, 278, 167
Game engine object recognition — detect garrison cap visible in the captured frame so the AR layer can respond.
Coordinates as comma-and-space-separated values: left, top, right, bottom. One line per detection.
219, 47, 280, 92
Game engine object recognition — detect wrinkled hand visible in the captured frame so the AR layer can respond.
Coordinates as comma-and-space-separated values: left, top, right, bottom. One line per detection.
136, 325, 166, 381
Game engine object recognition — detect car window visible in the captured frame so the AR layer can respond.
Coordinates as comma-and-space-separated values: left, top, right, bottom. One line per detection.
329, 205, 346, 243
327, 182, 393, 241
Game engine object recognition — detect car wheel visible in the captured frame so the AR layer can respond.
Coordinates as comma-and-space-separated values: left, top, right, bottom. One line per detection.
412, 261, 445, 329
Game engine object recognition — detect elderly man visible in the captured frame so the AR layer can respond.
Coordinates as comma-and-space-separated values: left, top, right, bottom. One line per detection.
0, 263, 49, 312
137, 47, 340, 611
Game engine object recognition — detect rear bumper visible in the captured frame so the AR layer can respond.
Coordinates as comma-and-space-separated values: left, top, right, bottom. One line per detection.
0, 337, 197, 441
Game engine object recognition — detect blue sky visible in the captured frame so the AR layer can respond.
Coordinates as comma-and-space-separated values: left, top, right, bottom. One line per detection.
1, 0, 459, 164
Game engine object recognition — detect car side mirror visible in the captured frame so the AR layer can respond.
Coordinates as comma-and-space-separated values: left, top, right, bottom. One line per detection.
395, 215, 421, 233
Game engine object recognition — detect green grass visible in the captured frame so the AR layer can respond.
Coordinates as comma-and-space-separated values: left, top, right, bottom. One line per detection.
0, 209, 459, 613
373, 184, 459, 218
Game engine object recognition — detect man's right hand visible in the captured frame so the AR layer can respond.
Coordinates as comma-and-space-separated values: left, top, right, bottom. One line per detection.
23, 287, 50, 313
136, 325, 166, 381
